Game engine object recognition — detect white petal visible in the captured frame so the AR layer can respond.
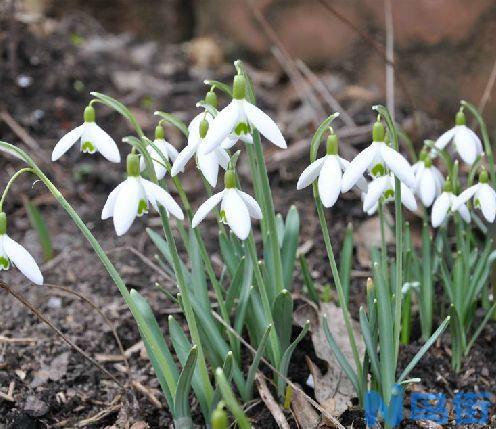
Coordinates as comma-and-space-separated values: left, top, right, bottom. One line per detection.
222, 189, 251, 240
435, 127, 456, 150
171, 143, 198, 176
380, 144, 415, 188
113, 178, 141, 236
191, 191, 225, 227
240, 134, 254, 144
418, 169, 436, 207
203, 101, 240, 153
221, 135, 239, 150
102, 181, 125, 219
400, 182, 418, 211
237, 190, 263, 219
141, 141, 169, 179
341, 143, 378, 192
296, 158, 325, 190
85, 122, 121, 163
166, 142, 179, 162
3, 235, 43, 285
413, 163, 424, 190
216, 148, 230, 170
465, 127, 483, 155
243, 100, 286, 149
454, 126, 477, 165
52, 124, 84, 161
197, 148, 221, 187
431, 192, 451, 227
317, 156, 342, 208
432, 166, 445, 192
141, 179, 184, 220
451, 184, 479, 212
339, 157, 367, 192
477, 184, 496, 223
363, 176, 390, 212
457, 203, 471, 223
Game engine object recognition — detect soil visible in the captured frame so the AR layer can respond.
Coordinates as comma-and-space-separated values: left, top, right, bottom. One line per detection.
1, 10, 495, 429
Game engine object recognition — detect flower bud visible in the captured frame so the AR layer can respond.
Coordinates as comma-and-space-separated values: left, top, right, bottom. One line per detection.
326, 134, 338, 155
479, 168, 489, 183
205, 90, 218, 109
211, 402, 228, 429
455, 110, 466, 126
83, 105, 96, 123
0, 212, 6, 235
372, 121, 385, 142
127, 153, 140, 177
155, 125, 165, 140
233, 75, 246, 100
199, 118, 209, 139
366, 277, 374, 295
224, 169, 236, 188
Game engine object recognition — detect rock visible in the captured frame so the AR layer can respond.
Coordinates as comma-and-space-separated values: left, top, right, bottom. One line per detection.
23, 395, 49, 417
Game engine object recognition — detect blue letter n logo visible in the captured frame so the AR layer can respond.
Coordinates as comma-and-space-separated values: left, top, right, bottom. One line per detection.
365, 384, 404, 427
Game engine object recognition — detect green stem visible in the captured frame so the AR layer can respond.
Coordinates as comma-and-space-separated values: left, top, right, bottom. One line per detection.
378, 200, 389, 291
0, 168, 34, 211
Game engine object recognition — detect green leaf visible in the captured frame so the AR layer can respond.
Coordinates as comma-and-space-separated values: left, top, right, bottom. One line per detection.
25, 200, 53, 261
272, 289, 293, 353
281, 206, 300, 290
299, 255, 319, 305
220, 233, 240, 278
211, 351, 234, 414
215, 368, 252, 429
174, 346, 198, 419
154, 111, 189, 137
359, 307, 381, 381
225, 257, 245, 314
243, 324, 271, 401
188, 228, 210, 311
339, 223, 353, 305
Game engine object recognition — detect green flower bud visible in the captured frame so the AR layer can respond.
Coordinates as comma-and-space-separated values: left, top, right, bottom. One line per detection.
83, 105, 95, 123
326, 134, 339, 155
232, 75, 246, 100
211, 403, 228, 429
155, 125, 165, 140
205, 90, 218, 109
127, 153, 140, 177
0, 212, 6, 235
455, 110, 466, 126
199, 118, 209, 139
224, 170, 236, 188
424, 156, 432, 168
372, 121, 385, 142
479, 169, 489, 183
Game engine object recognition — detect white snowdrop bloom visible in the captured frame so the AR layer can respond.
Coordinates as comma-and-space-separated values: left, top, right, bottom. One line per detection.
341, 120, 415, 193
221, 132, 254, 150
363, 173, 417, 215
0, 212, 43, 285
431, 182, 471, 228
171, 112, 229, 187
52, 106, 120, 163
191, 170, 262, 240
102, 154, 184, 236
452, 170, 496, 223
434, 110, 483, 165
413, 156, 444, 207
297, 133, 367, 207
139, 125, 178, 180
202, 74, 286, 154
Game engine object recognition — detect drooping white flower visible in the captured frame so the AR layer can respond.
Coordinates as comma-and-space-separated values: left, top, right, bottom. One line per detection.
0, 212, 43, 285
171, 111, 229, 187
202, 74, 286, 154
434, 110, 483, 165
362, 173, 417, 215
297, 133, 366, 207
452, 170, 496, 223
341, 120, 415, 192
139, 125, 178, 180
103, 154, 184, 236
52, 106, 120, 163
413, 155, 444, 207
192, 169, 262, 240
431, 181, 470, 228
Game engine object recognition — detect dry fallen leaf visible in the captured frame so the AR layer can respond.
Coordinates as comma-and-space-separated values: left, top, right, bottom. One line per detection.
355, 215, 394, 266
291, 383, 320, 429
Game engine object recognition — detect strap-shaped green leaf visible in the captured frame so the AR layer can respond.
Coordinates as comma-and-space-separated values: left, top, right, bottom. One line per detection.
339, 223, 353, 305
225, 257, 245, 314
243, 324, 271, 401
211, 351, 234, 413
25, 200, 53, 262
174, 346, 198, 419
359, 307, 381, 382
281, 206, 300, 290
299, 255, 319, 305
215, 368, 252, 429
272, 289, 293, 353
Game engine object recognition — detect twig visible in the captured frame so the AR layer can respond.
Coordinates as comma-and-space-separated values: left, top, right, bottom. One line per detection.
131, 379, 162, 409
0, 381, 15, 402
211, 311, 345, 429
477, 55, 496, 116
0, 281, 124, 388
0, 335, 40, 344
384, 0, 395, 121
255, 372, 290, 429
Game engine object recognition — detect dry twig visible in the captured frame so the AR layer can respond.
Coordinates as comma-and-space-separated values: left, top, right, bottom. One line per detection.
255, 372, 290, 429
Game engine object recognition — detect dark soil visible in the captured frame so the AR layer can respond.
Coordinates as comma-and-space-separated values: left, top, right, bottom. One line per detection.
1, 9, 495, 429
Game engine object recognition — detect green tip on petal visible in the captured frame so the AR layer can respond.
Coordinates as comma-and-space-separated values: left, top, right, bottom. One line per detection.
0, 212, 6, 235
372, 120, 386, 142
455, 110, 466, 126
479, 169, 489, 183
232, 74, 246, 100
326, 134, 338, 155
224, 169, 236, 188
127, 153, 140, 177
83, 105, 96, 123
424, 157, 432, 168
205, 90, 218, 109
155, 125, 165, 140
199, 118, 209, 139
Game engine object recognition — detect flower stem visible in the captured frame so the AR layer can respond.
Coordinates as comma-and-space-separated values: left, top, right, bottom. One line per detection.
0, 168, 34, 211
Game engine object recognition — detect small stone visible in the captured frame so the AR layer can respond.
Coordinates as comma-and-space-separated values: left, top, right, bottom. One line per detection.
24, 395, 49, 417
47, 297, 62, 309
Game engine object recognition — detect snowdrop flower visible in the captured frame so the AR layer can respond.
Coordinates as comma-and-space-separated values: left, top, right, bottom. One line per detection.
202, 74, 286, 153
139, 125, 178, 180
192, 169, 262, 240
431, 181, 470, 228
434, 110, 483, 165
52, 106, 120, 163
413, 154, 444, 207
452, 170, 496, 223
297, 133, 366, 207
341, 120, 415, 192
363, 173, 417, 215
0, 212, 43, 285
171, 112, 229, 187
103, 154, 184, 236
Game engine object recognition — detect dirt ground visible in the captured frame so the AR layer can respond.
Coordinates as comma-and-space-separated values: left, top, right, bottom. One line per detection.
1, 11, 496, 429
